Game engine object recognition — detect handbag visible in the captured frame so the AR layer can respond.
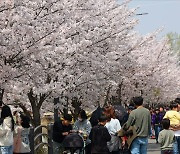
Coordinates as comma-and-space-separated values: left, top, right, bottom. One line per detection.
118, 120, 137, 149
13, 128, 22, 153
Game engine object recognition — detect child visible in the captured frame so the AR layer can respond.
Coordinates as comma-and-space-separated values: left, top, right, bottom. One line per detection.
158, 118, 175, 154
89, 115, 111, 154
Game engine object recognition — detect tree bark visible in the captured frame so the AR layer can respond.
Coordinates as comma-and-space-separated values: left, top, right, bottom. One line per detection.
27, 89, 41, 127
0, 89, 4, 106
71, 97, 81, 120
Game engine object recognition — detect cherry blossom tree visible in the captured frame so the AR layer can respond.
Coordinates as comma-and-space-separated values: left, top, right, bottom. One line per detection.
1, 0, 180, 127
0, 0, 138, 126
107, 31, 180, 105
129, 33, 180, 104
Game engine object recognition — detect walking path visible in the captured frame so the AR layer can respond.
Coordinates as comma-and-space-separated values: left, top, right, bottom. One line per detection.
148, 139, 160, 154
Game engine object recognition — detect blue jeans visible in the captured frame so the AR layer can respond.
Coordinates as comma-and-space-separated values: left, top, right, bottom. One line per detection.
173, 136, 180, 154
154, 125, 161, 142
130, 137, 148, 154
0, 145, 13, 154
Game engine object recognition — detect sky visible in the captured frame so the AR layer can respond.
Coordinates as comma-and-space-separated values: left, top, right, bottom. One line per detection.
118, 0, 180, 38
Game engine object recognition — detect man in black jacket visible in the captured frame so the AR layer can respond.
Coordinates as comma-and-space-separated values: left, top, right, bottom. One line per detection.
52, 114, 72, 154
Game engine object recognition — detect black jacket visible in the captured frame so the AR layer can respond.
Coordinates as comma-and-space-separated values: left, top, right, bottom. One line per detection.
89, 124, 111, 154
52, 119, 72, 143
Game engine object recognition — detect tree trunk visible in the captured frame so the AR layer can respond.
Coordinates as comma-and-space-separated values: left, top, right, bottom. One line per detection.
27, 89, 44, 145
32, 105, 41, 127
54, 97, 59, 122
71, 97, 81, 121
0, 89, 4, 106
104, 86, 112, 107
116, 82, 123, 105
27, 89, 41, 127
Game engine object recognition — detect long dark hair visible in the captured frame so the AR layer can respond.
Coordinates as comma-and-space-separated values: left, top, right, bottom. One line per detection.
1, 105, 15, 131
20, 114, 30, 128
78, 109, 87, 121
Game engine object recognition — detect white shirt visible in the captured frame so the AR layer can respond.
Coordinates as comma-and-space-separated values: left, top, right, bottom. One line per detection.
0, 116, 13, 146
174, 130, 180, 136
105, 118, 121, 135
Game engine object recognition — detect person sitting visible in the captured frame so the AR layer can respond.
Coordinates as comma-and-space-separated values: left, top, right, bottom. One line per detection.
52, 114, 72, 154
73, 109, 92, 154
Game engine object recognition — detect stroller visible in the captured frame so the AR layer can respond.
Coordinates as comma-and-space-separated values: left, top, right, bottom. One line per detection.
63, 133, 84, 154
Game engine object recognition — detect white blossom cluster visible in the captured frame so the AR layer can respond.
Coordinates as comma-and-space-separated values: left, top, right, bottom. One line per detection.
0, 0, 179, 114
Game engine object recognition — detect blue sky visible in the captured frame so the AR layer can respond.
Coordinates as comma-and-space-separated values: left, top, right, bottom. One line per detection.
118, 0, 180, 38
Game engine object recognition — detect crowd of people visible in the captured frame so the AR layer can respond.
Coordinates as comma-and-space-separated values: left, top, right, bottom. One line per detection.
150, 98, 180, 154
0, 105, 31, 154
52, 96, 180, 154
0, 96, 180, 154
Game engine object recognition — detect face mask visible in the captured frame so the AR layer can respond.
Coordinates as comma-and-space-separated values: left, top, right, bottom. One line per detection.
78, 118, 83, 121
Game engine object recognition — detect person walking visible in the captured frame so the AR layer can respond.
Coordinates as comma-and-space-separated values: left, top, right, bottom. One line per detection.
152, 107, 163, 143
0, 105, 15, 154
73, 109, 92, 154
124, 96, 151, 154
163, 101, 180, 154
158, 118, 175, 154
